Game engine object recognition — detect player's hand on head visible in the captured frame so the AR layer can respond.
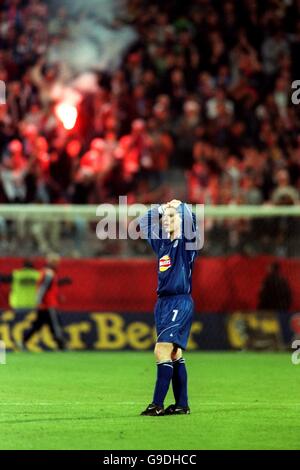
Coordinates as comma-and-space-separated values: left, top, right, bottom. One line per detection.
160, 200, 182, 214
161, 202, 170, 213
168, 199, 182, 209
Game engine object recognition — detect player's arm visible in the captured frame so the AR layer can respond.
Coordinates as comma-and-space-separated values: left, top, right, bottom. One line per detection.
58, 277, 72, 286
138, 204, 166, 253
36, 269, 54, 307
182, 203, 201, 252
169, 200, 200, 251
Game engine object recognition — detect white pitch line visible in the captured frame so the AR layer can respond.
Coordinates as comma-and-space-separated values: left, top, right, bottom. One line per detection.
1, 402, 300, 406
0, 401, 141, 406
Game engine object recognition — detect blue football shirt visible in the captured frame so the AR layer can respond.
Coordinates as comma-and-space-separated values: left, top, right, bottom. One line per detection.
139, 203, 199, 296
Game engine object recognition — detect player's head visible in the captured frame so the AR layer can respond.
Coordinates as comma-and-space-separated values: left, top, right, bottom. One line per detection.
23, 258, 34, 269
46, 252, 60, 270
162, 206, 181, 236
269, 261, 280, 275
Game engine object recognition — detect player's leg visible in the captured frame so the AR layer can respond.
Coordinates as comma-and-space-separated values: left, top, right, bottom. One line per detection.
23, 309, 46, 345
164, 295, 194, 415
47, 309, 66, 350
153, 341, 174, 406
165, 345, 190, 414
171, 345, 182, 362
171, 346, 184, 404
141, 342, 174, 416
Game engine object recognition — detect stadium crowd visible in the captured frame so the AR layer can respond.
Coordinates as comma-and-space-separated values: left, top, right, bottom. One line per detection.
0, 0, 300, 206
0, 0, 300, 257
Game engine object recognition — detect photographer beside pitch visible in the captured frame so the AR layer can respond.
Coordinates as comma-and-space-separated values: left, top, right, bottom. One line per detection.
21, 253, 71, 350
139, 200, 200, 416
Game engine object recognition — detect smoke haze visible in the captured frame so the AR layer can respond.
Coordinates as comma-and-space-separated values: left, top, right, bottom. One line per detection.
47, 0, 137, 75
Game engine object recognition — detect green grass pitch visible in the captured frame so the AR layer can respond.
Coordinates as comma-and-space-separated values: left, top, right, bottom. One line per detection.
0, 351, 299, 450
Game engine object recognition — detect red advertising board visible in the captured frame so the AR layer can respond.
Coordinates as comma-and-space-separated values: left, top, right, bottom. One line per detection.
0, 256, 299, 313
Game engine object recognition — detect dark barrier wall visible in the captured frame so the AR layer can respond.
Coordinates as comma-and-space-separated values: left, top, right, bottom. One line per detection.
0, 256, 300, 312
1, 310, 299, 351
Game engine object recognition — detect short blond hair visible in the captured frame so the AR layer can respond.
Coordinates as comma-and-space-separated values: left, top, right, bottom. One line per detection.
46, 253, 61, 265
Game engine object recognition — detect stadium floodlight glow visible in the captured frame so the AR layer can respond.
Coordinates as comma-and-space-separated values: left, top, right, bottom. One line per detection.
55, 102, 78, 130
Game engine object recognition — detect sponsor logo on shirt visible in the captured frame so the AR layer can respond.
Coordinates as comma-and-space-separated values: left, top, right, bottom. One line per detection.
159, 255, 172, 272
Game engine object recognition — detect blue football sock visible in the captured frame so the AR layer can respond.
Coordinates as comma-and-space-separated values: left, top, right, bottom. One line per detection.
152, 361, 173, 407
172, 358, 188, 407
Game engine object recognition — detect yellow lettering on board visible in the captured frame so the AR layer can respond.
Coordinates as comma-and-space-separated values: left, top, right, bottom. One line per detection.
92, 313, 127, 350
127, 321, 153, 350
64, 322, 91, 349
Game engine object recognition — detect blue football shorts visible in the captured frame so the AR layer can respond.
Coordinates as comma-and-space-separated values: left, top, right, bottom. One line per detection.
154, 294, 194, 350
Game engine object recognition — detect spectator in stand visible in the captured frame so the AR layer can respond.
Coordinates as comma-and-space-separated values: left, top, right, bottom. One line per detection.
0, 139, 27, 202
119, 119, 153, 179
258, 262, 292, 311
271, 169, 300, 205
240, 174, 263, 205
175, 99, 201, 168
